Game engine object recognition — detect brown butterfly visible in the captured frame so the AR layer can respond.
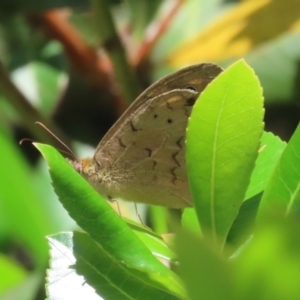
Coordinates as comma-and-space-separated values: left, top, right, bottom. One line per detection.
71, 64, 222, 207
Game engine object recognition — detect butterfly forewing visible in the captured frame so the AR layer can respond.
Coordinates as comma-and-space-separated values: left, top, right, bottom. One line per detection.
82, 64, 223, 207
95, 63, 223, 150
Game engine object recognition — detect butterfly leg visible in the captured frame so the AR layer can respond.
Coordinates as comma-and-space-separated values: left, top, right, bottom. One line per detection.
134, 202, 148, 227
109, 197, 147, 228
108, 197, 122, 217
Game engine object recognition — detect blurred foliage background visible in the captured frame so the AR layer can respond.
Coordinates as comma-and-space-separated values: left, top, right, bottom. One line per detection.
0, 0, 300, 299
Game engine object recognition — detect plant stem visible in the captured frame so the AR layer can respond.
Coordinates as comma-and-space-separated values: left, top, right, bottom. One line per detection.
91, 0, 141, 105
0, 61, 70, 148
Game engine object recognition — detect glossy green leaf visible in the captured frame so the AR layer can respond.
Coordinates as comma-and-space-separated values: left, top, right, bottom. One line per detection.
245, 131, 286, 200
132, 229, 177, 262
124, 217, 177, 262
47, 232, 178, 300
228, 132, 285, 249
36, 143, 185, 298
258, 123, 300, 219
226, 193, 262, 250
186, 60, 264, 248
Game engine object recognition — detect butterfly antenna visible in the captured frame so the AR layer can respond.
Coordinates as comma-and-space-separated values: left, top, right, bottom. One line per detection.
20, 137, 76, 161
35, 121, 77, 160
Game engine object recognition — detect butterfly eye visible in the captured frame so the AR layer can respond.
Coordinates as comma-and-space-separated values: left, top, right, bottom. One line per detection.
185, 86, 197, 92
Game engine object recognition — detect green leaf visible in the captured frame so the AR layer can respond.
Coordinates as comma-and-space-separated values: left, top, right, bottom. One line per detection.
258, 123, 300, 219
245, 131, 286, 200
47, 232, 178, 300
186, 60, 264, 248
130, 225, 177, 263
12, 62, 63, 114
1, 271, 43, 300
228, 132, 285, 249
46, 232, 101, 300
181, 208, 201, 236
233, 217, 300, 300
0, 254, 27, 293
175, 229, 234, 300
148, 206, 169, 235
124, 217, 177, 262
35, 144, 185, 298
0, 127, 54, 267
226, 192, 262, 250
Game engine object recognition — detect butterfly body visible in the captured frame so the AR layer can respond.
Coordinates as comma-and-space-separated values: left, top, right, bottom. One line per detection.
72, 63, 222, 207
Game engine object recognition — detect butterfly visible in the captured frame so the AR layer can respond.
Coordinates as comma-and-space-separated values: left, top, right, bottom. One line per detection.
71, 64, 222, 207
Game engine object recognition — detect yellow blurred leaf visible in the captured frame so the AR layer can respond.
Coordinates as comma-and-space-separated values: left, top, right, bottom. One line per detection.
168, 0, 300, 66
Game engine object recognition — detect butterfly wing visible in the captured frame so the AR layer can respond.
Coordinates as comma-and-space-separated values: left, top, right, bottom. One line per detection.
92, 90, 199, 207
96, 63, 223, 149
88, 64, 223, 207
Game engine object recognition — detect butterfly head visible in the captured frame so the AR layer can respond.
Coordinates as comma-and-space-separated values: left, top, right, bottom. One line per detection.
69, 157, 116, 194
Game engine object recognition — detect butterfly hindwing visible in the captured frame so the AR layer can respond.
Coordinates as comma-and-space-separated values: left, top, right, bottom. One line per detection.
93, 90, 198, 207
